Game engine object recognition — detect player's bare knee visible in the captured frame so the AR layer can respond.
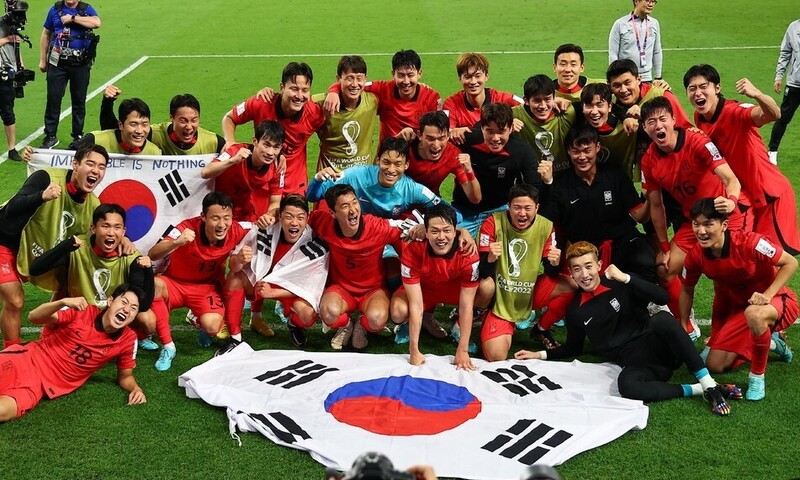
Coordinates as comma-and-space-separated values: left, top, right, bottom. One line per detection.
200, 314, 223, 334
744, 306, 771, 334
390, 302, 408, 325
705, 356, 728, 374
0, 291, 24, 312
0, 396, 18, 423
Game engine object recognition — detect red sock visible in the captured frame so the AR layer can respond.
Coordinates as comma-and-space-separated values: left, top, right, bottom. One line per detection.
661, 277, 683, 325
151, 297, 173, 345
359, 314, 381, 333
750, 330, 771, 376
538, 293, 572, 329
330, 312, 350, 329
2, 338, 20, 349
288, 309, 315, 329
222, 288, 246, 336
251, 298, 264, 316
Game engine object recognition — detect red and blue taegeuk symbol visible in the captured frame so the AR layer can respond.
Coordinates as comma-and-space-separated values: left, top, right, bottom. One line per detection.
98, 180, 157, 242
324, 376, 481, 436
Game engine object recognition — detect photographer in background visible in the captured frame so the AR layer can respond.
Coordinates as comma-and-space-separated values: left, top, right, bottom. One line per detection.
326, 452, 438, 480
38, 0, 99, 149
0, 1, 28, 161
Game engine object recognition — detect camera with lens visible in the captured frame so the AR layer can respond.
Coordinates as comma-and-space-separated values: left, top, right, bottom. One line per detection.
326, 452, 415, 480
2, 0, 28, 30
12, 67, 33, 97
1, 0, 33, 97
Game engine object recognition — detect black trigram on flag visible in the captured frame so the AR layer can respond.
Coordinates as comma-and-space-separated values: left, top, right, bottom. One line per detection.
253, 359, 339, 389
257, 230, 273, 256
481, 364, 562, 396
243, 411, 310, 445
482, 418, 573, 465
158, 170, 190, 207
300, 238, 327, 260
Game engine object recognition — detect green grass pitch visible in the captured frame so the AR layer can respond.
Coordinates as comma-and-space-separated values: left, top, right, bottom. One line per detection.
0, 1, 799, 479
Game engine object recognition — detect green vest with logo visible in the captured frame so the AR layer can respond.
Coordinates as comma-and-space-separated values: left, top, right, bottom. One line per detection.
314, 92, 378, 172
150, 123, 221, 155
513, 105, 576, 175
67, 234, 140, 307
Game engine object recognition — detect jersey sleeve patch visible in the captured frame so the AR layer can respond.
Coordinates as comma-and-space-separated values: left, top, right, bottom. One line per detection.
400, 263, 412, 278
755, 238, 778, 258
704, 141, 723, 161
235, 102, 246, 116
470, 261, 480, 282
738, 103, 755, 109
217, 151, 231, 162
479, 233, 490, 247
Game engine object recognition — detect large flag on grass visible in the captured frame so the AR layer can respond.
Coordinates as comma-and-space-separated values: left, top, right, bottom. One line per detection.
179, 344, 648, 480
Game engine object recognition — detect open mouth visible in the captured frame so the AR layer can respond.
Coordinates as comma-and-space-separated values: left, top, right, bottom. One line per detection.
86, 175, 98, 187
656, 131, 667, 140
103, 237, 116, 248
428, 148, 442, 160
348, 214, 359, 227
287, 227, 300, 238
695, 98, 707, 108
579, 277, 594, 288
114, 311, 128, 326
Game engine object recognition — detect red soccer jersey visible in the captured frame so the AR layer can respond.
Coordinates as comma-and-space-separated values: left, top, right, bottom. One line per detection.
442, 88, 521, 129
162, 217, 247, 284
30, 305, 137, 399
400, 238, 480, 299
695, 98, 789, 208
331, 80, 441, 142
212, 143, 283, 222
405, 140, 468, 195
308, 210, 401, 296
682, 231, 789, 312
641, 129, 737, 219
477, 214, 556, 259
228, 95, 325, 195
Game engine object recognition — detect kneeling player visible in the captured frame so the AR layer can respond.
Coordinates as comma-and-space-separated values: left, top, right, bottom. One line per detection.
391, 204, 482, 369
516, 242, 737, 416
0, 285, 146, 422
220, 194, 329, 352
680, 198, 797, 400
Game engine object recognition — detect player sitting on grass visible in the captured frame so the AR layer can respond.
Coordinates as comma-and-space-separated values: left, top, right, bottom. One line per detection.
391, 204, 484, 369
0, 284, 147, 422
680, 198, 797, 401
516, 241, 739, 416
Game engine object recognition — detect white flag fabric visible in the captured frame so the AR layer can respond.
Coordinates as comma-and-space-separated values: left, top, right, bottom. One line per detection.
28, 149, 215, 254
180, 344, 649, 480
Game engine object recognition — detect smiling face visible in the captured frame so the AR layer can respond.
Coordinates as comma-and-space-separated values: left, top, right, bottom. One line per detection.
338, 68, 366, 104
426, 216, 456, 255
582, 94, 611, 128
609, 72, 641, 107
508, 195, 538, 230
685, 75, 721, 118
554, 52, 584, 89
170, 106, 200, 144
525, 93, 555, 122
91, 212, 126, 254
392, 66, 421, 99
332, 192, 361, 236
459, 66, 487, 96
201, 203, 233, 243
481, 121, 511, 154
377, 149, 408, 187
279, 205, 308, 244
691, 214, 727, 250
103, 291, 141, 332
634, 0, 656, 16
119, 112, 150, 149
280, 75, 312, 114
71, 151, 107, 193
568, 141, 600, 176
251, 135, 282, 168
418, 125, 448, 162
642, 108, 676, 150
569, 253, 602, 292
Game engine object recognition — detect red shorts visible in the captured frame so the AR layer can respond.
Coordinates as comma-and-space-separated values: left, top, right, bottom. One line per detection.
0, 344, 46, 418
754, 196, 800, 256
396, 284, 461, 312
324, 284, 388, 316
0, 245, 24, 284
481, 275, 559, 343
161, 277, 225, 318
709, 290, 799, 365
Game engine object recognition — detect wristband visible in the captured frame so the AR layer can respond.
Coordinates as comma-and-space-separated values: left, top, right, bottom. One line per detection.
538, 350, 548, 360
71, 14, 76, 23
465, 170, 476, 181
659, 241, 670, 253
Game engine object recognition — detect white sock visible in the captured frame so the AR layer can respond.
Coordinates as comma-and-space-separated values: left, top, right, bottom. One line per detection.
163, 342, 176, 351
690, 383, 704, 396
749, 372, 765, 380
697, 374, 717, 391
770, 339, 777, 351
232, 333, 242, 341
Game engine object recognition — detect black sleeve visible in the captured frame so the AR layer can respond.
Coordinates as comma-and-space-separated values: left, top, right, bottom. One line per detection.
547, 314, 586, 359
99, 96, 118, 130
542, 260, 560, 278
614, 167, 643, 212
518, 142, 543, 188
627, 273, 668, 305
539, 178, 563, 221
29, 237, 76, 276
128, 258, 154, 312
0, 169, 50, 218
458, 125, 484, 150
478, 251, 496, 279
611, 102, 628, 120
215, 134, 226, 154
69, 132, 96, 151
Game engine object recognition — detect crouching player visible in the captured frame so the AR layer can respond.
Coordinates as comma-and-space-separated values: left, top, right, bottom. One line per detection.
0, 285, 146, 422
219, 194, 329, 353
680, 198, 797, 400
147, 192, 249, 371
391, 204, 482, 369
516, 242, 738, 416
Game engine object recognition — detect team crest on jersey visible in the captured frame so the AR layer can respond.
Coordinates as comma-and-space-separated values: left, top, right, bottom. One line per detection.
235, 102, 246, 116
400, 264, 411, 279
610, 298, 620, 312
471, 261, 480, 282
480, 233, 490, 247
392, 205, 402, 217
497, 167, 506, 178
218, 151, 231, 162
604, 190, 613, 204
755, 238, 777, 258
704, 142, 723, 161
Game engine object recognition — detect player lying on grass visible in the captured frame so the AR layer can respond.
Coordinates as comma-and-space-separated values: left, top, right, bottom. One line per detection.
0, 284, 146, 422
679, 198, 797, 401
515, 241, 739, 416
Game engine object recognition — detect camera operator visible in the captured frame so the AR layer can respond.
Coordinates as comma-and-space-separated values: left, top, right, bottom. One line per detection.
0, 1, 25, 161
38, 0, 99, 149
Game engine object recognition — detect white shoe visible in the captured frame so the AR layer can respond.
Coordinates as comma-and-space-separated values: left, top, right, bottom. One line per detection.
330, 319, 354, 350
688, 309, 701, 342
768, 151, 778, 165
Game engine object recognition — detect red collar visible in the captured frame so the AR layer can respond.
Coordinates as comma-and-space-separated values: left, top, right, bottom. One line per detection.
168, 125, 197, 146
579, 283, 610, 305
92, 243, 120, 258
597, 123, 614, 134
557, 84, 581, 94
118, 140, 142, 154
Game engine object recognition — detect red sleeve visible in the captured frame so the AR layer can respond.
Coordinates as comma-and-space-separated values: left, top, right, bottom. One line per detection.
664, 91, 692, 129
55, 306, 79, 327
446, 145, 469, 184
308, 209, 327, 230
478, 216, 497, 253
442, 95, 458, 128
680, 247, 703, 287
540, 227, 557, 260
495, 90, 523, 107
400, 242, 423, 285
230, 222, 248, 246
422, 84, 442, 110
750, 234, 784, 266
694, 134, 727, 171
729, 101, 756, 128
459, 252, 481, 288
364, 80, 391, 99
215, 143, 247, 162
115, 331, 137, 370
229, 96, 263, 125
378, 217, 402, 245
166, 218, 193, 241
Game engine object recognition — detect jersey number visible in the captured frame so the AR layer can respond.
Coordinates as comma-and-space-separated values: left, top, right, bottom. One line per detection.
672, 180, 697, 199
197, 260, 219, 273
70, 344, 93, 365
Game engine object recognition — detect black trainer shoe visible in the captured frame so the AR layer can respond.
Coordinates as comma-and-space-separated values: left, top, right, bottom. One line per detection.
288, 324, 307, 348
40, 135, 59, 149
531, 325, 561, 350
703, 385, 732, 416
7, 148, 22, 161
422, 313, 448, 339
214, 337, 241, 357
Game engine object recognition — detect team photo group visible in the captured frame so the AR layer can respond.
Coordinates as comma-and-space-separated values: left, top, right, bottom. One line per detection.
1, 0, 799, 477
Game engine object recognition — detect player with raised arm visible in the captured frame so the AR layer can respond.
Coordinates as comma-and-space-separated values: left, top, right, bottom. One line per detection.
680, 198, 797, 401
516, 242, 737, 416
0, 284, 147, 422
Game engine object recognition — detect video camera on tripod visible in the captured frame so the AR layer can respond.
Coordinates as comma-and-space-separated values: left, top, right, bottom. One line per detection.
2, 0, 35, 98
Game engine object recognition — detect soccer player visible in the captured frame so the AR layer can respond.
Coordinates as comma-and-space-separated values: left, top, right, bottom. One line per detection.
146, 192, 249, 371
404, 110, 480, 203
680, 198, 797, 401
0, 284, 146, 422
391, 204, 481, 369
72, 98, 161, 154
99, 86, 225, 155
579, 82, 637, 178
222, 62, 325, 195
516, 242, 737, 416
442, 52, 522, 140
455, 102, 546, 237
2, 144, 110, 349
768, 18, 800, 163
640, 96, 751, 334
684, 64, 800, 256
309, 184, 402, 350
219, 194, 328, 352
552, 44, 604, 102
478, 184, 573, 361
513, 74, 577, 175
608, 0, 663, 83
324, 50, 441, 143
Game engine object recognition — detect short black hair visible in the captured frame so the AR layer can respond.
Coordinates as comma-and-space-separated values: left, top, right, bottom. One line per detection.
392, 50, 422, 71
254, 120, 285, 145
93, 203, 126, 225
74, 143, 109, 165
606, 59, 639, 82
110, 283, 145, 305
282, 62, 313, 85
324, 183, 357, 210
423, 203, 457, 229
580, 82, 612, 106
640, 96, 674, 123
683, 64, 721, 89
508, 184, 539, 204
118, 98, 151, 123
280, 193, 309, 214
377, 137, 408, 160
690, 197, 728, 222
523, 74, 556, 99
565, 125, 600, 149
481, 102, 514, 130
202, 191, 234, 214
337, 55, 367, 76
554, 43, 584, 64
418, 111, 449, 133
169, 94, 201, 116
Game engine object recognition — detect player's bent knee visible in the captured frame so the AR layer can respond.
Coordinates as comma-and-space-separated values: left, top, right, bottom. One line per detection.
0, 396, 19, 423
200, 314, 223, 334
